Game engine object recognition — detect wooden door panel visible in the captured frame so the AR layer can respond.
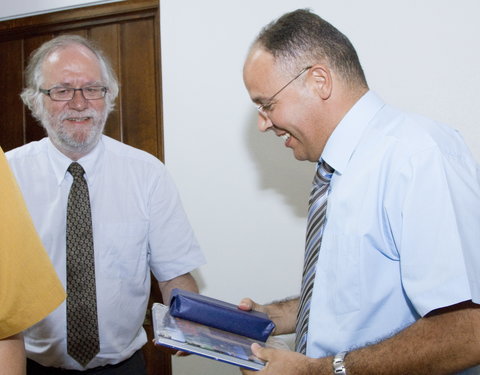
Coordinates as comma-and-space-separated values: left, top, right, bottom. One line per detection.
0, 39, 23, 150
121, 18, 159, 156
89, 23, 122, 141
23, 34, 52, 144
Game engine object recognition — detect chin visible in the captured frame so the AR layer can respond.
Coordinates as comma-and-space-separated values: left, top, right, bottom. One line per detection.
292, 150, 308, 161
51, 126, 103, 156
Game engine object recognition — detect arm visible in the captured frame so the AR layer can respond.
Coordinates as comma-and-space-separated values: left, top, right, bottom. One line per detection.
157, 272, 199, 357
239, 296, 299, 335
0, 333, 26, 375
158, 272, 199, 306
242, 301, 480, 375
342, 301, 480, 375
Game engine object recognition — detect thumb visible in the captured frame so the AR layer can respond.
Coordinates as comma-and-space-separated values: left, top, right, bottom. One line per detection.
251, 343, 272, 362
238, 298, 254, 311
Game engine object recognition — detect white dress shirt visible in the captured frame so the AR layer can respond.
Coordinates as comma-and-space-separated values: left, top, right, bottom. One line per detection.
7, 135, 206, 369
307, 92, 480, 374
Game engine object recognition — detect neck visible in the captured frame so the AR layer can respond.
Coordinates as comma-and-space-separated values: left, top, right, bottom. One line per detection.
52, 140, 98, 161
330, 84, 368, 127
310, 85, 368, 162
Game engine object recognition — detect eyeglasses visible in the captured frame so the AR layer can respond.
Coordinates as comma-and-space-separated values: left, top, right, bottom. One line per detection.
257, 66, 312, 116
39, 86, 108, 101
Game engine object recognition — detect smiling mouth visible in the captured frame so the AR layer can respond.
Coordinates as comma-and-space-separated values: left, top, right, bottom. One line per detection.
280, 133, 291, 142
66, 117, 91, 122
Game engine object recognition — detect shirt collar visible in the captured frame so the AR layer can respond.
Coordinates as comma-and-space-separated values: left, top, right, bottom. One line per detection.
47, 136, 105, 185
321, 91, 385, 174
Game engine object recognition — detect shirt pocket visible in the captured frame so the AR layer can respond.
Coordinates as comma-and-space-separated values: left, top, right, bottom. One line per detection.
98, 221, 149, 280
332, 234, 361, 315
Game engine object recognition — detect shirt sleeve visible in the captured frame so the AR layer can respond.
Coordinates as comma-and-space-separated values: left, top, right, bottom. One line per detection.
0, 148, 66, 339
146, 165, 206, 282
458, 163, 480, 303
390, 145, 479, 316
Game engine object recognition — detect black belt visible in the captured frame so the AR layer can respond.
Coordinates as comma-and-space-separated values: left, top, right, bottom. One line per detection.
27, 350, 145, 375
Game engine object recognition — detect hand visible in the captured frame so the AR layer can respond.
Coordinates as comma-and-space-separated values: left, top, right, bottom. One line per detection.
239, 297, 299, 336
238, 298, 268, 315
153, 342, 189, 357
240, 343, 326, 375
174, 350, 190, 357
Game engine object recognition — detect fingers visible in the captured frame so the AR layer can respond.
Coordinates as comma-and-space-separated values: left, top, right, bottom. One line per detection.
240, 367, 256, 375
240, 344, 268, 375
238, 298, 269, 315
251, 343, 264, 357
239, 298, 255, 311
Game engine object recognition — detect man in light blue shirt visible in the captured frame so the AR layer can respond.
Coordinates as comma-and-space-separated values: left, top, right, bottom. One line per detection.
6, 35, 205, 374
240, 9, 480, 375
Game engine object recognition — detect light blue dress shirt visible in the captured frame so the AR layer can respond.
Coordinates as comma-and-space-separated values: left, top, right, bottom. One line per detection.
307, 92, 480, 373
6, 135, 206, 370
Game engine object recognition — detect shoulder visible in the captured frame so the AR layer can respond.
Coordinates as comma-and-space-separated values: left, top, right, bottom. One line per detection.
355, 105, 478, 192
100, 136, 171, 187
101, 135, 165, 169
5, 139, 50, 174
371, 105, 470, 159
5, 138, 49, 161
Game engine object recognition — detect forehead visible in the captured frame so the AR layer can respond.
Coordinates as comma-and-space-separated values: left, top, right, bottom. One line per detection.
243, 47, 285, 102
41, 44, 103, 85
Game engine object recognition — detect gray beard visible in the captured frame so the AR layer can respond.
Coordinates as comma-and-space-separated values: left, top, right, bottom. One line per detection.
41, 109, 107, 156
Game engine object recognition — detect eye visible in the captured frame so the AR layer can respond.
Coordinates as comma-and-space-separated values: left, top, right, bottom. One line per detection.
53, 88, 69, 95
50, 87, 73, 99
84, 86, 100, 93
262, 102, 274, 112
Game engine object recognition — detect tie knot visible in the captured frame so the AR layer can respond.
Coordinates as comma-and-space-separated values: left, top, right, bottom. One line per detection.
314, 161, 334, 186
68, 162, 85, 179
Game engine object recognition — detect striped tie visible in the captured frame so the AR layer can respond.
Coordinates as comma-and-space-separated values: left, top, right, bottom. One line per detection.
295, 161, 334, 354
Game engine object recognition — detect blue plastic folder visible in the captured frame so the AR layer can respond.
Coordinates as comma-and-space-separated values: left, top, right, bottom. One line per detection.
169, 289, 275, 342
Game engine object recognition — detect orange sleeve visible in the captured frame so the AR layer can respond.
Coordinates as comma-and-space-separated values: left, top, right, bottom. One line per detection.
0, 148, 65, 339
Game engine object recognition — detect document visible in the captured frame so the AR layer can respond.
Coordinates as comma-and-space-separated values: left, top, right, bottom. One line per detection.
152, 303, 289, 371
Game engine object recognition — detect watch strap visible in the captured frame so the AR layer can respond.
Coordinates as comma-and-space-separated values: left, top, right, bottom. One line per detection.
332, 351, 348, 375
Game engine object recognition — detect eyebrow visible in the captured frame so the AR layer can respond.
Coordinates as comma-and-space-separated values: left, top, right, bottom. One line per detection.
251, 95, 269, 106
51, 80, 105, 87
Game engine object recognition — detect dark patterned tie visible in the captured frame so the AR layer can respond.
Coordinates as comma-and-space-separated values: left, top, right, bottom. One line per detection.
295, 161, 334, 354
66, 162, 100, 367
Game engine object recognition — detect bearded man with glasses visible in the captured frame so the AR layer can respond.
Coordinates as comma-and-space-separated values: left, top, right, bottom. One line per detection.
6, 35, 205, 374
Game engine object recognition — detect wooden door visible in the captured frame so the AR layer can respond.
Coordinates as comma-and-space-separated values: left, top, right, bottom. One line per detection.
0, 1, 171, 374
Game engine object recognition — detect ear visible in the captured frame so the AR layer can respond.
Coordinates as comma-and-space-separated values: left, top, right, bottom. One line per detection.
308, 64, 332, 100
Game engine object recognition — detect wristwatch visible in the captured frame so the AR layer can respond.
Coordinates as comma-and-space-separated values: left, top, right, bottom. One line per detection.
332, 351, 348, 375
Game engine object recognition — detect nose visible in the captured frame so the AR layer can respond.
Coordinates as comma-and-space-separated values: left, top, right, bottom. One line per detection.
257, 112, 274, 132
68, 89, 89, 110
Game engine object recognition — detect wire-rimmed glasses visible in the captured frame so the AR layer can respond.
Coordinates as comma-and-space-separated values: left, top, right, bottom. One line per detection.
257, 66, 312, 116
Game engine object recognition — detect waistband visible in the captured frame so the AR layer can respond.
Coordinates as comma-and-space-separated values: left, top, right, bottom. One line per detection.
26, 350, 145, 374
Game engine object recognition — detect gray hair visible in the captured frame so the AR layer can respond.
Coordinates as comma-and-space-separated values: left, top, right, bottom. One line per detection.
20, 34, 119, 121
254, 9, 368, 89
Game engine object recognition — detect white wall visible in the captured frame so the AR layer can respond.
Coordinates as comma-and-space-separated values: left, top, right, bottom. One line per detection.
160, 1, 480, 374
1, 1, 478, 374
